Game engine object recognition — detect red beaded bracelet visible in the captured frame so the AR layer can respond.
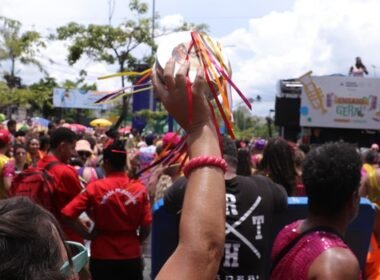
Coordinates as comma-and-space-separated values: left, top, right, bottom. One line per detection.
183, 156, 228, 177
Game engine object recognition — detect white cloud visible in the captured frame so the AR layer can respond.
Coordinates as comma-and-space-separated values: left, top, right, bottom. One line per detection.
159, 14, 184, 31
2, 0, 380, 118
218, 0, 380, 115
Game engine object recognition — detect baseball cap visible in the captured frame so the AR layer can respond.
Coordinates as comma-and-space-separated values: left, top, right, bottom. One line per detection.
163, 132, 181, 147
0, 129, 11, 145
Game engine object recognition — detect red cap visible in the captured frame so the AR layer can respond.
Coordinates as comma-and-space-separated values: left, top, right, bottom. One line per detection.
163, 132, 181, 147
0, 129, 11, 145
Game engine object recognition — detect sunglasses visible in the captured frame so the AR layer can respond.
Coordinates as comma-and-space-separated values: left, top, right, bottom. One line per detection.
60, 241, 89, 276
78, 151, 91, 158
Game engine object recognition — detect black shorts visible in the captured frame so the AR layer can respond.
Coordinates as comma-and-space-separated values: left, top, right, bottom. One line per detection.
90, 258, 143, 280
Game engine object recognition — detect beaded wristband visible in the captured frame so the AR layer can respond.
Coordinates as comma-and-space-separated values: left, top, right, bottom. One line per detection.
183, 156, 228, 177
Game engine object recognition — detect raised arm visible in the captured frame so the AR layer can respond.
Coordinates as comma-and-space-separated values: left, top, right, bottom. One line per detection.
153, 59, 225, 280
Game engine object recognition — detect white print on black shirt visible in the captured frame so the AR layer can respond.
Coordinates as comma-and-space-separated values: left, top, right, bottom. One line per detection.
223, 243, 240, 267
252, 215, 264, 240
224, 195, 263, 267
226, 194, 238, 216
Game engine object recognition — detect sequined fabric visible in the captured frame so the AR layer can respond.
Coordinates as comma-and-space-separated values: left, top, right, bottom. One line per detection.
270, 220, 349, 280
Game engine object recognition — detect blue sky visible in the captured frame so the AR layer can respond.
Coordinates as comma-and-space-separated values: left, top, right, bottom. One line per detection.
2, 0, 380, 116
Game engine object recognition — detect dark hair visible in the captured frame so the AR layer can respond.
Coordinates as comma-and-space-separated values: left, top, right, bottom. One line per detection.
13, 143, 26, 152
236, 148, 252, 176
7, 119, 16, 128
259, 138, 296, 196
303, 142, 361, 217
103, 140, 126, 171
39, 135, 50, 151
145, 134, 156, 146
50, 127, 77, 150
27, 137, 40, 147
14, 130, 26, 137
222, 136, 238, 168
298, 144, 310, 155
0, 197, 70, 280
364, 150, 378, 165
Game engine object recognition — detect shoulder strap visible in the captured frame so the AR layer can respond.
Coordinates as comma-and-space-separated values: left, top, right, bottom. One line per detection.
271, 225, 343, 273
45, 161, 60, 171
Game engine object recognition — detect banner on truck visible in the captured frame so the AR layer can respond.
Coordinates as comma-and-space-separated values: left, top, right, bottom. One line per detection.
299, 75, 380, 130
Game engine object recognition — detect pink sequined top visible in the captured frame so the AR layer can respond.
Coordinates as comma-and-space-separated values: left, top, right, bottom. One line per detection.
271, 220, 355, 280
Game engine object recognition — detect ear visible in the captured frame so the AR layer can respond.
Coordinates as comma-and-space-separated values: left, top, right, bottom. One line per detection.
57, 141, 65, 153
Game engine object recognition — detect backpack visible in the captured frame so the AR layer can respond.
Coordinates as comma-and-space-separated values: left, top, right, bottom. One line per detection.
9, 161, 60, 214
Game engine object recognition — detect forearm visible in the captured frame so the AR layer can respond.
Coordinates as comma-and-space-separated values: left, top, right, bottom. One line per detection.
157, 123, 225, 279
62, 216, 92, 240
139, 225, 151, 243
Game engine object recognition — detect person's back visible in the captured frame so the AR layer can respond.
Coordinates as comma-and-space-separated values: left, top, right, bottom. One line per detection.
164, 136, 287, 279
37, 127, 83, 243
270, 143, 362, 280
61, 140, 151, 280
271, 220, 350, 279
221, 175, 287, 279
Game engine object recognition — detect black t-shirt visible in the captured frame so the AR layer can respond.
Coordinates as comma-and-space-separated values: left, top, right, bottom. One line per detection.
164, 175, 288, 280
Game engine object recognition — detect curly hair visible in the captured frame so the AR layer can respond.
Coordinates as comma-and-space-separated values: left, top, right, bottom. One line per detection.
303, 142, 362, 217
0, 197, 71, 280
237, 148, 252, 176
259, 138, 296, 195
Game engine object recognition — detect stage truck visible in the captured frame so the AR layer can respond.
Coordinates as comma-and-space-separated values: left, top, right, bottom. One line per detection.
274, 72, 380, 147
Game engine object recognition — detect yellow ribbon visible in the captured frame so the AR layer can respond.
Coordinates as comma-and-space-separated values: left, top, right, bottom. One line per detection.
98, 69, 152, 80
98, 86, 153, 104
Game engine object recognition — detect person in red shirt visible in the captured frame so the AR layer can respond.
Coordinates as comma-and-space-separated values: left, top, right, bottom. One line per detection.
37, 127, 84, 243
62, 139, 151, 280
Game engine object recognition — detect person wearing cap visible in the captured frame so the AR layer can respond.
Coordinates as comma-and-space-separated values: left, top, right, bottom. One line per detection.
0, 128, 11, 199
62, 139, 151, 280
371, 143, 379, 152
74, 139, 103, 185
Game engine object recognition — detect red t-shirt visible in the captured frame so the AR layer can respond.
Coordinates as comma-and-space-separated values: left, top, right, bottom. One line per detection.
61, 172, 152, 260
38, 154, 83, 242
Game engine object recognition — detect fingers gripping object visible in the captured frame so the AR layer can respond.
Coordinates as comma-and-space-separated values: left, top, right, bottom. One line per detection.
155, 31, 252, 136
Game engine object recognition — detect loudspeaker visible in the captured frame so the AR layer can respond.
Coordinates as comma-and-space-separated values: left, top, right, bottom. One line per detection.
274, 97, 300, 126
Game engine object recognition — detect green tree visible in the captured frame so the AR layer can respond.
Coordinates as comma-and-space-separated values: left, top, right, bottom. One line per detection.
134, 109, 168, 134
53, 0, 208, 128
53, 0, 154, 128
28, 77, 58, 117
0, 16, 46, 86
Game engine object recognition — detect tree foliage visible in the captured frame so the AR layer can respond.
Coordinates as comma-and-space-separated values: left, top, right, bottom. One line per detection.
134, 108, 168, 133
53, 0, 154, 70
233, 106, 277, 139
0, 16, 46, 82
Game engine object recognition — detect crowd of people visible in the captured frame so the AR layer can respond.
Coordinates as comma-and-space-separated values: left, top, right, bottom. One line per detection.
0, 57, 379, 280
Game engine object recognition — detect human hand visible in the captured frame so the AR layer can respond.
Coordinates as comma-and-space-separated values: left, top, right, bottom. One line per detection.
152, 58, 211, 133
